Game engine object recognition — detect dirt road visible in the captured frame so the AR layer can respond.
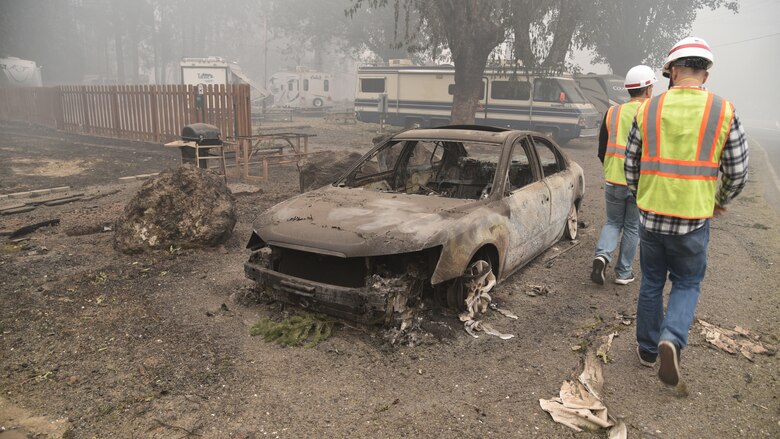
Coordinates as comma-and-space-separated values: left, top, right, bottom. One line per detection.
1, 120, 778, 438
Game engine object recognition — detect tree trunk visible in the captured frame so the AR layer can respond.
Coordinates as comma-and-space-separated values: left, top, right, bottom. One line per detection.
114, 28, 125, 83
432, 0, 506, 125
129, 27, 140, 84
543, 1, 581, 70
450, 63, 484, 124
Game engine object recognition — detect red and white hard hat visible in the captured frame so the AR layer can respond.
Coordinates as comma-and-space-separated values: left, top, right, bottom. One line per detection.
624, 65, 657, 89
663, 36, 714, 76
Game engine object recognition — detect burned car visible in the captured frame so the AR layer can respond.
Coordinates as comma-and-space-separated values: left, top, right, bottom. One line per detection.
245, 126, 584, 324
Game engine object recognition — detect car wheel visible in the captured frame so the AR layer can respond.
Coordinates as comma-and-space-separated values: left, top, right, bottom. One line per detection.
312, 98, 324, 107
564, 203, 578, 240
447, 258, 496, 312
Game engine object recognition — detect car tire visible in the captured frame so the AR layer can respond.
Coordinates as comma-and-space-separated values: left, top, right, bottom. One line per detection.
564, 203, 578, 240
312, 98, 324, 108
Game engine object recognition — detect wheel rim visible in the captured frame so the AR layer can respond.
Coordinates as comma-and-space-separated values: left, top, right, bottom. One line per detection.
566, 204, 578, 239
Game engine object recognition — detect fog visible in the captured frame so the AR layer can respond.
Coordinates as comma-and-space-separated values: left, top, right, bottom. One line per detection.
574, 0, 779, 128
0, 0, 777, 125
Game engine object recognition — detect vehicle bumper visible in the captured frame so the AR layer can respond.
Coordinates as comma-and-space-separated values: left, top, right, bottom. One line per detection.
578, 127, 599, 137
245, 260, 389, 324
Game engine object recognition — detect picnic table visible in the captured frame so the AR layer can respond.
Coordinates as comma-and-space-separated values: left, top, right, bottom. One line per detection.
236, 132, 316, 182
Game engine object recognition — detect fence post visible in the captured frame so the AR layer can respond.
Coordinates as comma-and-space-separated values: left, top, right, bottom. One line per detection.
54, 87, 65, 130
80, 86, 90, 134
151, 85, 160, 142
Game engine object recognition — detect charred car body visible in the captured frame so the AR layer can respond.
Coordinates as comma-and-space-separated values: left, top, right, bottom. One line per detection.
245, 126, 584, 324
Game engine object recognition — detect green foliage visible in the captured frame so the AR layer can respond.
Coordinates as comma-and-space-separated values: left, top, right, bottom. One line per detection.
250, 314, 336, 348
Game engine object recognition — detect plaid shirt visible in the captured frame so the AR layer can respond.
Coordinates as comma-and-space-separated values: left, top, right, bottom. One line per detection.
624, 90, 749, 235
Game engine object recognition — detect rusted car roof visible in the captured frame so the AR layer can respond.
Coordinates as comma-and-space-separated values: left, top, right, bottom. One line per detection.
392, 126, 526, 143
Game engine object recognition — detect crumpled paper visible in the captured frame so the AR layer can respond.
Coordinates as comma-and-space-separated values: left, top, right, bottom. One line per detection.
458, 261, 516, 340
540, 351, 625, 438
697, 319, 776, 361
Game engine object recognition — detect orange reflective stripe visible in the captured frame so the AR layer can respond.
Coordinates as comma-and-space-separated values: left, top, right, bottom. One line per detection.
638, 205, 714, 219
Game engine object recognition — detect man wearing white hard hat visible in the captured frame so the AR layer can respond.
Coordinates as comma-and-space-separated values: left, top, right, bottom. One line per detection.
591, 65, 656, 286
624, 37, 749, 387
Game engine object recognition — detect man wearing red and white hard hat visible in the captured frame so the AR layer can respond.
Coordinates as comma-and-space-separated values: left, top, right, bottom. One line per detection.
624, 37, 749, 388
591, 65, 656, 287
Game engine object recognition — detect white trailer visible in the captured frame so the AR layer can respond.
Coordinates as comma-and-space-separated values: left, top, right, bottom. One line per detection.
355, 62, 601, 143
180, 57, 270, 104
268, 67, 333, 109
0, 57, 43, 87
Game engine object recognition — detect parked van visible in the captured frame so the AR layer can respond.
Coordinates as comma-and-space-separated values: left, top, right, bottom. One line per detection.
269, 67, 333, 109
355, 63, 601, 143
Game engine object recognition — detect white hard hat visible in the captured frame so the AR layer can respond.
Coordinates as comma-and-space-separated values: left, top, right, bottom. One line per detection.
624, 65, 657, 89
663, 36, 714, 76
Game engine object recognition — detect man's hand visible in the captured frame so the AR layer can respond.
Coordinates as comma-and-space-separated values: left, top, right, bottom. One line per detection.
713, 204, 727, 217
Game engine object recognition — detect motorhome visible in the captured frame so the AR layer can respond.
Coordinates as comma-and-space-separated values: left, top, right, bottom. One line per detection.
355, 62, 601, 143
574, 74, 630, 118
0, 57, 43, 87
180, 57, 270, 104
268, 67, 332, 109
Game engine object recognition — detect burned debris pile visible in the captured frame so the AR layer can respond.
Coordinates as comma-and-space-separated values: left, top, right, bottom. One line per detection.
298, 150, 363, 192
113, 165, 237, 254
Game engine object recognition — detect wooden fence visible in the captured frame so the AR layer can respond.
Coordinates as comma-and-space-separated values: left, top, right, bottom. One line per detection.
0, 87, 63, 129
0, 84, 252, 142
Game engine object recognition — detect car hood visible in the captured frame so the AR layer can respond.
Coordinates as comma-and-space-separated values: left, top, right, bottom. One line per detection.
254, 186, 479, 257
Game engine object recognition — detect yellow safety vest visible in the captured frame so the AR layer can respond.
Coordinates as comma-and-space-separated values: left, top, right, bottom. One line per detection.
604, 100, 643, 185
635, 87, 734, 219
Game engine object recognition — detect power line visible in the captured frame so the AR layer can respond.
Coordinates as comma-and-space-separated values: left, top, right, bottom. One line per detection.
711, 32, 780, 48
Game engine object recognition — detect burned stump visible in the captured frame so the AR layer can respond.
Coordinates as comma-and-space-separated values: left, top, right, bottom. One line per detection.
113, 166, 237, 254
298, 151, 363, 193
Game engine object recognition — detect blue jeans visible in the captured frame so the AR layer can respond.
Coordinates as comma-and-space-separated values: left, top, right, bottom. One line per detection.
636, 222, 710, 354
594, 183, 640, 278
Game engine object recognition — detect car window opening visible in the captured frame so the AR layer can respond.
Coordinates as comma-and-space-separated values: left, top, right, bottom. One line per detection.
344, 140, 535, 200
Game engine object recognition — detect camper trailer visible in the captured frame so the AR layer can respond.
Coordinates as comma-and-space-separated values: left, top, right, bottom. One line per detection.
269, 67, 332, 109
180, 57, 270, 104
355, 62, 601, 143
0, 57, 43, 87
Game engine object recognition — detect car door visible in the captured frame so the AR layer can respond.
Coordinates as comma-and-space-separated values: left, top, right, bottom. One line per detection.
502, 136, 552, 271
531, 135, 575, 245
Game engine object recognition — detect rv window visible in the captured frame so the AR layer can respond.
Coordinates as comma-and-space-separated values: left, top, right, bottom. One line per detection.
491, 80, 531, 101
533, 78, 563, 103
534, 78, 588, 103
448, 83, 485, 100
303, 79, 309, 91
361, 78, 385, 93
324, 79, 330, 92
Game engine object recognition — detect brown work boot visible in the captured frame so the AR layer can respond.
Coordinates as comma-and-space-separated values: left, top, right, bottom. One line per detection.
658, 340, 681, 386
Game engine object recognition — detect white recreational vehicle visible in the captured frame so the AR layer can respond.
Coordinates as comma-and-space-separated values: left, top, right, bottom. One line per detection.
180, 57, 270, 104
355, 62, 601, 143
269, 67, 332, 109
0, 57, 43, 87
